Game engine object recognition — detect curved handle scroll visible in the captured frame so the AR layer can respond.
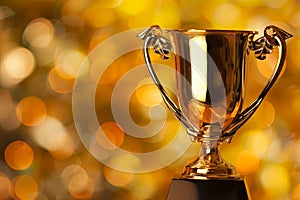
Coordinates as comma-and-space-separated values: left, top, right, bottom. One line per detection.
138, 25, 200, 140
223, 25, 293, 137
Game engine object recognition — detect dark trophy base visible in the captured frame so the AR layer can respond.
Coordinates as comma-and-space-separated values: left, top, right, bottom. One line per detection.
167, 178, 249, 200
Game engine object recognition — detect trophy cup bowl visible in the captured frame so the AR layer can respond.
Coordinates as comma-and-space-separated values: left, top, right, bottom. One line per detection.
138, 25, 292, 199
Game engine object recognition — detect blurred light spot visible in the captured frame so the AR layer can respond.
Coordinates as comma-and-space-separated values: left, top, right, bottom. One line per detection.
293, 139, 300, 166
292, 183, 300, 199
98, 62, 120, 84
0, 6, 15, 20
82, 5, 115, 28
253, 101, 275, 128
135, 84, 162, 107
213, 3, 240, 26
55, 50, 85, 79
49, 133, 74, 160
98, 0, 123, 8
289, 11, 300, 28
264, 0, 288, 8
88, 38, 118, 69
60, 15, 85, 28
0, 89, 13, 120
108, 153, 141, 173
235, 0, 264, 7
61, 164, 86, 186
118, 0, 153, 15
96, 122, 125, 150
2, 47, 35, 80
61, 0, 90, 15
266, 138, 282, 161
260, 164, 290, 196
236, 150, 260, 175
0, 67, 20, 87
24, 18, 54, 48
1, 97, 21, 136
103, 166, 133, 187
16, 96, 47, 126
30, 116, 68, 151
246, 129, 269, 157
145, 120, 179, 144
68, 173, 94, 199
128, 174, 157, 199
288, 37, 300, 72
0, 105, 21, 131
88, 31, 110, 51
32, 42, 56, 66
151, 0, 180, 28
5, 141, 34, 170
0, 173, 11, 199
247, 15, 270, 31
48, 68, 74, 94
14, 175, 38, 200
127, 13, 154, 29
61, 164, 94, 199
176, 0, 203, 21
80, 164, 102, 184
257, 48, 286, 79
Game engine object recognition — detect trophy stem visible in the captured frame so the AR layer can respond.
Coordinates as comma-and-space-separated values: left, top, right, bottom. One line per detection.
182, 140, 240, 179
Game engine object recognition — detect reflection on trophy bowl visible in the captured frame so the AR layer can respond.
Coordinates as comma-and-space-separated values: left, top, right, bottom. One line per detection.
171, 29, 252, 142
187, 99, 240, 139
139, 25, 292, 182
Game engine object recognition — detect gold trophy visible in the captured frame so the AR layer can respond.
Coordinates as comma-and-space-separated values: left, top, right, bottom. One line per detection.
138, 25, 292, 199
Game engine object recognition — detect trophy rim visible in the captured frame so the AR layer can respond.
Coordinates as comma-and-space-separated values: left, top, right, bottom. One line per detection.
167, 29, 258, 35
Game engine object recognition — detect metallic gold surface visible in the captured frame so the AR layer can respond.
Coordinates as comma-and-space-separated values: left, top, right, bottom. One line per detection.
139, 25, 292, 179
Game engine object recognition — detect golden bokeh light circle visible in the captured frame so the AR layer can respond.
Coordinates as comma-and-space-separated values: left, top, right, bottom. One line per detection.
135, 84, 163, 107
0, 174, 11, 200
236, 150, 260, 175
4, 141, 34, 171
16, 96, 47, 126
13, 175, 39, 200
96, 122, 125, 150
2, 47, 35, 80
23, 17, 54, 48
102, 166, 133, 187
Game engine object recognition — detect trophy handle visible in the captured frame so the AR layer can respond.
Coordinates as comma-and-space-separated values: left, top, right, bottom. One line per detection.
138, 25, 200, 140
223, 25, 293, 138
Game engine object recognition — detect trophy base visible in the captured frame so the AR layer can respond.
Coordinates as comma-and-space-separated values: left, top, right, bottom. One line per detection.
167, 178, 249, 200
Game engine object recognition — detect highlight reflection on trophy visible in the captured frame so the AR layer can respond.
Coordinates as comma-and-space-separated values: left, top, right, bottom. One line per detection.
138, 25, 292, 199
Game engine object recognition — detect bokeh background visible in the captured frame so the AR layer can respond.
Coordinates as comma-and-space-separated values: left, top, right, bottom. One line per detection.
0, 0, 300, 199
